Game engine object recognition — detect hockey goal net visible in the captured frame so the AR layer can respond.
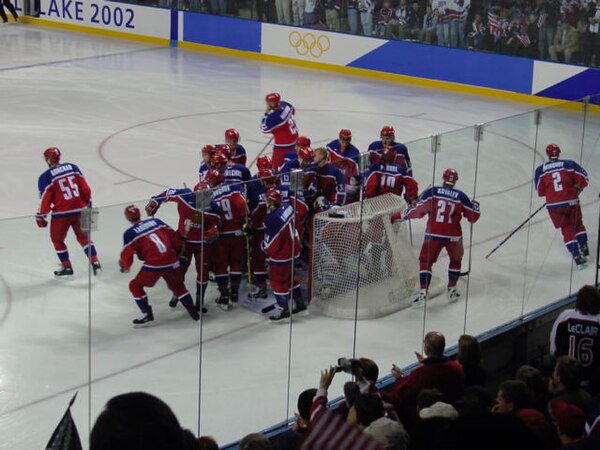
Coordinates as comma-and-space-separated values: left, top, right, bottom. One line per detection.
310, 193, 441, 319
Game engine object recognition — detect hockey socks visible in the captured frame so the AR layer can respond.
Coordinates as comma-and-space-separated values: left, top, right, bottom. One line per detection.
135, 296, 149, 313
82, 242, 99, 263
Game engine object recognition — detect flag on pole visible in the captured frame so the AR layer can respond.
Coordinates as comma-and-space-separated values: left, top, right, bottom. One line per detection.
45, 393, 82, 450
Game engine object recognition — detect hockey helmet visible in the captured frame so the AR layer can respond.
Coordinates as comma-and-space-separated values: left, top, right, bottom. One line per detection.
44, 147, 61, 164
124, 205, 141, 222
546, 144, 561, 160
225, 128, 240, 142
380, 126, 395, 138
296, 136, 311, 147
265, 92, 281, 106
265, 188, 282, 209
256, 155, 273, 170
298, 146, 315, 163
442, 168, 459, 186
202, 144, 216, 156
258, 168, 277, 187
204, 169, 223, 187
339, 129, 352, 141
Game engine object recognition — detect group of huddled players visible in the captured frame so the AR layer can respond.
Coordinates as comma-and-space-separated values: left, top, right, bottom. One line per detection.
36, 92, 590, 326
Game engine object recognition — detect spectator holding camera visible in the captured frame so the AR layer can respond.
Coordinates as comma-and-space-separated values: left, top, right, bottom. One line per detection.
381, 331, 464, 425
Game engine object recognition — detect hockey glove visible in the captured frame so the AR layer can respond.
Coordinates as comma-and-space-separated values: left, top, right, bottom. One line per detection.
205, 226, 219, 243
242, 222, 254, 236
36, 214, 48, 228
145, 199, 160, 216
350, 175, 363, 187
119, 260, 129, 273
403, 194, 416, 207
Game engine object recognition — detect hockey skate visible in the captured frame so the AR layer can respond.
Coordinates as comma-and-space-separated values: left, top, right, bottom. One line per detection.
269, 308, 291, 324
91, 262, 102, 276
133, 306, 154, 327
216, 291, 231, 311
411, 290, 427, 309
230, 290, 239, 303
183, 303, 200, 321
447, 287, 461, 303
248, 286, 268, 299
574, 255, 587, 270
168, 295, 179, 308
580, 244, 590, 259
54, 265, 74, 278
292, 300, 309, 316
195, 292, 207, 314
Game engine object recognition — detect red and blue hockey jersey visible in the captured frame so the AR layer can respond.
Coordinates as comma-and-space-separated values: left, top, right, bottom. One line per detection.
327, 139, 360, 189
198, 162, 210, 182
211, 183, 247, 236
38, 163, 91, 217
260, 101, 299, 149
315, 163, 346, 206
120, 218, 181, 271
367, 141, 412, 176
534, 159, 588, 209
364, 162, 418, 200
151, 188, 221, 244
262, 203, 301, 264
406, 186, 480, 239
224, 163, 251, 185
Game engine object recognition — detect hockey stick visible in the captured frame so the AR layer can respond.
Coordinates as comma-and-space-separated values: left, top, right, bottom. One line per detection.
248, 136, 274, 169
485, 203, 546, 259
243, 183, 253, 298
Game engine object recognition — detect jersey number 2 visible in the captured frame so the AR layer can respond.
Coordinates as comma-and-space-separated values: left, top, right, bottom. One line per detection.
58, 175, 80, 200
552, 172, 563, 192
435, 199, 455, 224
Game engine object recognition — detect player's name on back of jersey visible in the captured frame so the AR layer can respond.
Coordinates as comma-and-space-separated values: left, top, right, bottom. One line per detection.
568, 323, 599, 336
543, 161, 566, 170
437, 188, 460, 199
50, 164, 75, 176
133, 220, 159, 234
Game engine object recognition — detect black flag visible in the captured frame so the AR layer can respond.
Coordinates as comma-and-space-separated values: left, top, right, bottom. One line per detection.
45, 392, 83, 450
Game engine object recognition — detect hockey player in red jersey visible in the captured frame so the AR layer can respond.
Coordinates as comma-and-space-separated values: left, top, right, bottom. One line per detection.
313, 147, 346, 206
368, 126, 412, 176
364, 146, 418, 202
199, 145, 216, 181
36, 147, 101, 277
262, 188, 308, 322
205, 169, 248, 310
327, 129, 361, 204
535, 144, 589, 268
119, 205, 200, 326
224, 128, 247, 166
145, 183, 221, 312
260, 92, 299, 170
405, 169, 480, 307
212, 147, 251, 185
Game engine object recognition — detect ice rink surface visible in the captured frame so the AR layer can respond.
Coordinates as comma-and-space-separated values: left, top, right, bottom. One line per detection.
1, 23, 599, 449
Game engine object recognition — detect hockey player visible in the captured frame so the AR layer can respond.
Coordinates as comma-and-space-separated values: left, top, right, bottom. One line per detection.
256, 155, 273, 172
327, 129, 361, 204
36, 147, 101, 277
363, 146, 418, 202
119, 205, 200, 326
279, 145, 317, 197
262, 188, 307, 322
313, 147, 346, 206
224, 128, 247, 166
212, 146, 251, 185
145, 183, 221, 312
205, 169, 248, 310
368, 126, 412, 176
198, 145, 216, 181
260, 92, 299, 170
283, 135, 311, 164
535, 144, 589, 268
404, 169, 480, 307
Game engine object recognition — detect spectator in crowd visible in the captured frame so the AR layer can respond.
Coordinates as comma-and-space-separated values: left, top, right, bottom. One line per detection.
303, 0, 317, 25
291, 0, 304, 25
410, 389, 458, 449
276, 389, 317, 450
550, 401, 592, 448
549, 356, 592, 413
198, 436, 219, 450
455, 385, 493, 415
407, 1, 423, 39
254, 0, 271, 21
549, 16, 580, 63
347, 393, 409, 450
467, 11, 486, 49
584, 0, 600, 65
516, 365, 550, 413
433, 0, 450, 46
381, 331, 464, 424
393, 0, 410, 39
492, 380, 533, 414
210, 0, 226, 15
325, 0, 342, 31
0, 0, 18, 22
358, 0, 374, 36
535, 0, 561, 60
346, 0, 359, 33
90, 392, 188, 450
375, 0, 396, 38
275, 0, 291, 24
457, 0, 471, 47
420, 4, 438, 43
457, 334, 487, 388
550, 285, 600, 389
240, 434, 273, 450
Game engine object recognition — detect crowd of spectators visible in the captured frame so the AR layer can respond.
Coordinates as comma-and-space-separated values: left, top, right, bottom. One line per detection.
132, 0, 600, 66
88, 285, 600, 449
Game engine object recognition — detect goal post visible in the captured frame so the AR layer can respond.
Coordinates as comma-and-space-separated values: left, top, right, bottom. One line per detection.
309, 193, 442, 319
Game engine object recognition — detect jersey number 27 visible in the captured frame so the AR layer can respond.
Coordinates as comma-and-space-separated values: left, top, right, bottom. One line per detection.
435, 199, 455, 224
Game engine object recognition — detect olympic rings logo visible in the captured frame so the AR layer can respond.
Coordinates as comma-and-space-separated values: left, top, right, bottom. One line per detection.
288, 31, 331, 58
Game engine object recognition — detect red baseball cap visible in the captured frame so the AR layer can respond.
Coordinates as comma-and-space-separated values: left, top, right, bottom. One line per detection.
551, 401, 586, 436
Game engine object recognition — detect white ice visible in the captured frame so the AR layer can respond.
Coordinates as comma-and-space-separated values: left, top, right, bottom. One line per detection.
0, 24, 599, 449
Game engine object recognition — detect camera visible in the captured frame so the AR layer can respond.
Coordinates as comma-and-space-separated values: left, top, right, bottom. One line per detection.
335, 358, 363, 375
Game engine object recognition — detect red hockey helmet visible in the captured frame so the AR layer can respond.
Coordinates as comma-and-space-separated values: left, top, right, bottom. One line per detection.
265, 188, 283, 209
258, 168, 276, 187
202, 144, 216, 156
225, 128, 240, 142
256, 155, 273, 170
339, 129, 352, 141
546, 143, 561, 160
381, 145, 396, 163
216, 144, 233, 160
124, 205, 141, 222
204, 169, 223, 187
298, 146, 315, 163
194, 181, 210, 192
44, 147, 61, 164
211, 151, 228, 168
296, 136, 311, 147
265, 92, 281, 105
380, 126, 395, 138
442, 168, 459, 185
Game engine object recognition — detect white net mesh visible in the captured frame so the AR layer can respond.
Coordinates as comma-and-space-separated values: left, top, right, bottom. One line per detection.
310, 193, 440, 319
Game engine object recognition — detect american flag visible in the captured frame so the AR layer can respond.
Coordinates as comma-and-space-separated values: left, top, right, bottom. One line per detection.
487, 9, 502, 39
537, 11, 547, 28
516, 24, 531, 47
